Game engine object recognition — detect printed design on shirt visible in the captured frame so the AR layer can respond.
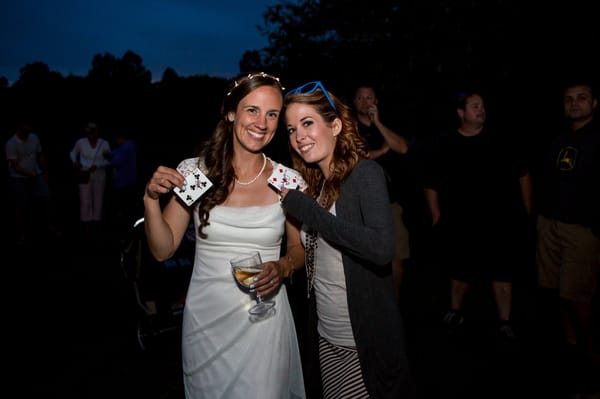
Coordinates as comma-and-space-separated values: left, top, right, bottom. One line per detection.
556, 146, 577, 171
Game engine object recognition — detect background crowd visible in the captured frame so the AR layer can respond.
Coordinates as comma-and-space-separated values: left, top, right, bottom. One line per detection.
4, 73, 599, 398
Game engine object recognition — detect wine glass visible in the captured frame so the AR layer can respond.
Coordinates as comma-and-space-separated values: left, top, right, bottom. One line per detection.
230, 251, 275, 321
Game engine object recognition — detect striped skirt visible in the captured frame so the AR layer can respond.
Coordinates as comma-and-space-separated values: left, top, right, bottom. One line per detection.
318, 336, 370, 398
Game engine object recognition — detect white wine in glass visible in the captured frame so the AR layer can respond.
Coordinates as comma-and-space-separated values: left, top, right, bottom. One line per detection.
233, 267, 261, 287
230, 251, 275, 320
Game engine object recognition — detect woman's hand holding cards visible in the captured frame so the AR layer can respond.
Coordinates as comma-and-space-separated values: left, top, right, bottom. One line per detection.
145, 166, 185, 200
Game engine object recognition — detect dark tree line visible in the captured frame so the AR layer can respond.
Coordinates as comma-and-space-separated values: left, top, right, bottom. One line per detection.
1, 50, 229, 184
2, 0, 598, 175
246, 1, 598, 89
243, 0, 598, 134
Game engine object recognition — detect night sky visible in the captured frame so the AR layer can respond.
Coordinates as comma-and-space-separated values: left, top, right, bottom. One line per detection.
0, 0, 277, 84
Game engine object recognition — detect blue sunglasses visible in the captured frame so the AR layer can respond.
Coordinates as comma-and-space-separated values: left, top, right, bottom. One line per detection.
286, 81, 338, 114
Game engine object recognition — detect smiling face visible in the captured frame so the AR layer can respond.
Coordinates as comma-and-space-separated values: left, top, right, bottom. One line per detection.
285, 102, 341, 177
230, 85, 282, 154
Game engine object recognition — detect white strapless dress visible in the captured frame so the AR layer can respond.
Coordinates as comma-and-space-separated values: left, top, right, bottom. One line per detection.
182, 202, 305, 399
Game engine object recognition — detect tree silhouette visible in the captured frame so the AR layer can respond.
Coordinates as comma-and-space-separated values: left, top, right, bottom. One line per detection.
3, 0, 598, 156
88, 50, 151, 88
12, 61, 63, 90
249, 0, 599, 97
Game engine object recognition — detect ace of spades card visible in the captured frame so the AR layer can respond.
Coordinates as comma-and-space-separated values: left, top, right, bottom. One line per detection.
174, 167, 213, 206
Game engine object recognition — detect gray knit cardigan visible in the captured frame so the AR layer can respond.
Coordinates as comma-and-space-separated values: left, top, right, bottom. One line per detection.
282, 159, 415, 399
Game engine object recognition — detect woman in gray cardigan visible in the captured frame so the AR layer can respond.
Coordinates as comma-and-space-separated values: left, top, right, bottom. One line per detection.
280, 81, 415, 399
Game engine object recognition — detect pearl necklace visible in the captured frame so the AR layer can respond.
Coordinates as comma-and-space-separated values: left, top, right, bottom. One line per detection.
235, 153, 267, 186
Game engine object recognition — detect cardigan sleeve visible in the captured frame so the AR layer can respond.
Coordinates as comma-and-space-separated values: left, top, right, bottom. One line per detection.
282, 160, 394, 266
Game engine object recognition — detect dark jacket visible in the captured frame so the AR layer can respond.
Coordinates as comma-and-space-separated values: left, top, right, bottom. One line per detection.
283, 159, 415, 399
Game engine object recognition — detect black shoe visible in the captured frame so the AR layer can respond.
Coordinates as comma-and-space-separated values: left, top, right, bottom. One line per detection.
442, 309, 464, 331
498, 320, 517, 342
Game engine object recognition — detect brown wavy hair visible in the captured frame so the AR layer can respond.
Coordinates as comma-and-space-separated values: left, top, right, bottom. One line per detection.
193, 71, 284, 238
283, 85, 368, 209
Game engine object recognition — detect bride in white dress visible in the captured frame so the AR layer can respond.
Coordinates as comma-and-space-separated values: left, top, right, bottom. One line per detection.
142, 72, 306, 399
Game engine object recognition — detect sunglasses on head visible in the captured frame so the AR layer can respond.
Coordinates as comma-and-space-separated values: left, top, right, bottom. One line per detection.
286, 81, 337, 114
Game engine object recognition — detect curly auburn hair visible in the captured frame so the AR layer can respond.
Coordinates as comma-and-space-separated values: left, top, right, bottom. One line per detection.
283, 86, 368, 209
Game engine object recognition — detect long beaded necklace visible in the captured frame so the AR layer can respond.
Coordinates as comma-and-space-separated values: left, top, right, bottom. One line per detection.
235, 153, 267, 186
306, 180, 328, 298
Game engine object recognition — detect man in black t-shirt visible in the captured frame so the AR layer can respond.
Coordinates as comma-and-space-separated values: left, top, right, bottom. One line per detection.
423, 90, 532, 340
535, 81, 600, 362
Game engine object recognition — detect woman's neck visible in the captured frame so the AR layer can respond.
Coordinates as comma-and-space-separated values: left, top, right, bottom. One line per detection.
233, 152, 266, 185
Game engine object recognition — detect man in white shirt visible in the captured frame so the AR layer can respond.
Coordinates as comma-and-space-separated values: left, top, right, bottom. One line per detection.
5, 121, 55, 245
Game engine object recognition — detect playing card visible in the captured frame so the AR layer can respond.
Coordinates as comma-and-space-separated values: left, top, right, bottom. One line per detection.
268, 164, 306, 192
174, 167, 213, 206
282, 170, 306, 191
267, 166, 287, 191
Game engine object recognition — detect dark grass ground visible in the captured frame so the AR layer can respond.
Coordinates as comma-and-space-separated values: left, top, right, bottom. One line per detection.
6, 188, 599, 399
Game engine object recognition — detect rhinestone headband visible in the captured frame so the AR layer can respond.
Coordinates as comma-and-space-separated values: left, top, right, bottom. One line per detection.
227, 72, 285, 96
